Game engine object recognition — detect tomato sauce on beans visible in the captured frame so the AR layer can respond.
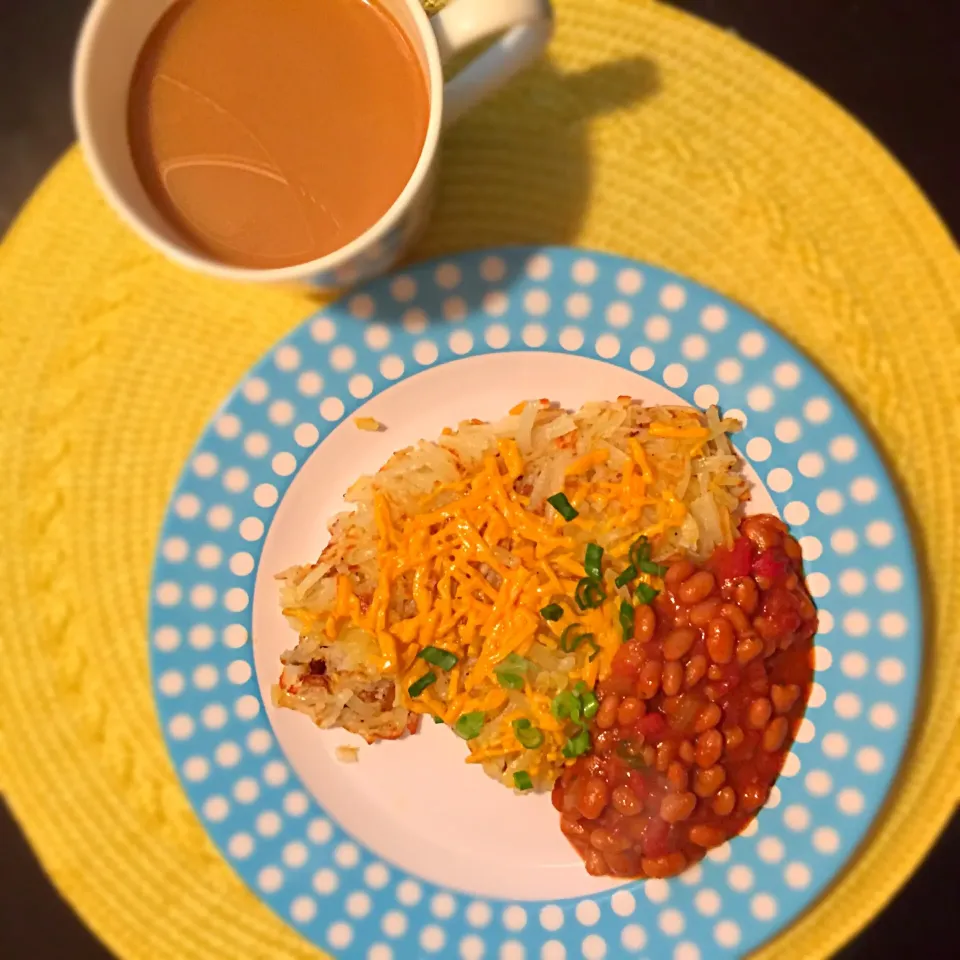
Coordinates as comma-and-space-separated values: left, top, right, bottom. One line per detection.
551, 515, 817, 879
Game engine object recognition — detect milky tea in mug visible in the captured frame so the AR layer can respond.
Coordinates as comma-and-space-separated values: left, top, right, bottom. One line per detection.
127, 0, 430, 269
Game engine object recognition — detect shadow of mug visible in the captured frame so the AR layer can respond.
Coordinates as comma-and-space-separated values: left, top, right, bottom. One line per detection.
415, 55, 661, 256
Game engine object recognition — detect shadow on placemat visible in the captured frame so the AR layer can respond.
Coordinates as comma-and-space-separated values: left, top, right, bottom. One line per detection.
416, 55, 660, 257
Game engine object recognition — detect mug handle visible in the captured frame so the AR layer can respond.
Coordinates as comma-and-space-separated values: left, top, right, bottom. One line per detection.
430, 0, 554, 127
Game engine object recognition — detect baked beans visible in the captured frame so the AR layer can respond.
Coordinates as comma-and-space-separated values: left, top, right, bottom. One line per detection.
551, 516, 816, 879
684, 654, 708, 688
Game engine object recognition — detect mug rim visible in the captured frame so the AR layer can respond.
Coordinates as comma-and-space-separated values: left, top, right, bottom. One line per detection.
72, 0, 445, 284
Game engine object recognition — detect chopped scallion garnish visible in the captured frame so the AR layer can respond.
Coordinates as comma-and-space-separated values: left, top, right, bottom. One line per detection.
575, 577, 606, 610
433, 715, 445, 724
619, 600, 635, 641
497, 672, 524, 691
580, 689, 599, 720
614, 565, 637, 588
454, 711, 485, 740
540, 603, 564, 622
635, 582, 659, 604
408, 672, 437, 697
418, 646, 458, 670
629, 536, 652, 570
546, 492, 578, 522
584, 543, 604, 580
571, 681, 599, 719
513, 771, 534, 791
559, 623, 592, 653
562, 725, 591, 758
512, 718, 545, 749
551, 691, 582, 723
559, 624, 580, 652
638, 559, 668, 576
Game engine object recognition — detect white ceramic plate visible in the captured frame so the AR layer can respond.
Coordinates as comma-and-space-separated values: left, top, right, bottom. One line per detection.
150, 247, 921, 960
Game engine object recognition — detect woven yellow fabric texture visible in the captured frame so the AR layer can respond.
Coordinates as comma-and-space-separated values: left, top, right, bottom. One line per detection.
1, 2, 958, 958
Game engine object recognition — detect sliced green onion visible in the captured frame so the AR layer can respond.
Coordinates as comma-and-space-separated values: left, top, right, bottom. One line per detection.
562, 725, 592, 758
497, 672, 524, 691
575, 577, 607, 610
494, 653, 531, 675
433, 715, 445, 724
584, 543, 604, 580
455, 711, 485, 740
540, 603, 564, 622
635, 582, 659, 604
571, 681, 598, 719
588, 639, 601, 662
418, 646, 458, 670
559, 624, 596, 654
614, 565, 637, 588
580, 689, 599, 720
560, 623, 583, 652
513, 771, 534, 791
546, 492, 578, 522
629, 536, 652, 569
551, 691, 582, 723
639, 559, 668, 576
512, 718, 545, 749
619, 600, 635, 640
408, 672, 437, 697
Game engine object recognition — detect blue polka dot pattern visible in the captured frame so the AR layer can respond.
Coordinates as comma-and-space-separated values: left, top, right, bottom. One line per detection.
150, 247, 921, 960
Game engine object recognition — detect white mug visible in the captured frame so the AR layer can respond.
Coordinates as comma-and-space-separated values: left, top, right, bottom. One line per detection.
73, 0, 553, 288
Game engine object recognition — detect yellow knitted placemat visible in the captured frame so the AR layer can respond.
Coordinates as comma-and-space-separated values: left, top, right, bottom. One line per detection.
2, 2, 958, 958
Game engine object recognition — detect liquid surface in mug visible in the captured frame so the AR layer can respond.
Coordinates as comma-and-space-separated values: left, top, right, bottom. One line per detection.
128, 0, 429, 268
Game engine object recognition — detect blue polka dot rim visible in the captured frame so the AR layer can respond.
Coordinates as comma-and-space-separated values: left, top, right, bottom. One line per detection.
149, 247, 921, 960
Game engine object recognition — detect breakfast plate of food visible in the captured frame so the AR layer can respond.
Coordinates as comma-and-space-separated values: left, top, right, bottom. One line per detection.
149, 247, 921, 958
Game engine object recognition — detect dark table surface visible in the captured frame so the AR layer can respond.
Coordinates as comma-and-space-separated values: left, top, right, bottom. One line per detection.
1, 1, 957, 958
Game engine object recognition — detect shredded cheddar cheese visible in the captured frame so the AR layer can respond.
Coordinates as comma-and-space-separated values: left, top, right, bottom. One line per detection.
275, 399, 747, 790
354, 416, 384, 432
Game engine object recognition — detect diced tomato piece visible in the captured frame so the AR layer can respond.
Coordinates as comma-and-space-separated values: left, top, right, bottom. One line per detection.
753, 548, 789, 582
636, 712, 667, 740
710, 537, 753, 582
